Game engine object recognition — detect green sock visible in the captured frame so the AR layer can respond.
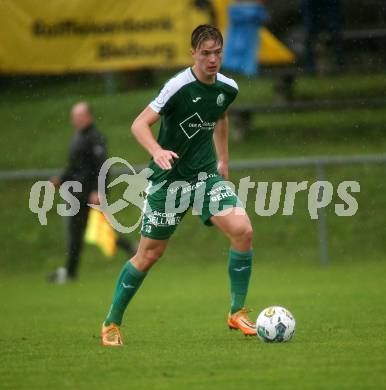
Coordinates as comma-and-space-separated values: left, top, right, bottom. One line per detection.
228, 248, 253, 314
105, 260, 147, 326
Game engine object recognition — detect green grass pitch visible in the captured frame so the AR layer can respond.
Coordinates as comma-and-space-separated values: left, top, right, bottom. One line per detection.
1, 258, 385, 389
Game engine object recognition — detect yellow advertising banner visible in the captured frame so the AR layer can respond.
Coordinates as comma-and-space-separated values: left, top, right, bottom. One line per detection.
0, 0, 209, 74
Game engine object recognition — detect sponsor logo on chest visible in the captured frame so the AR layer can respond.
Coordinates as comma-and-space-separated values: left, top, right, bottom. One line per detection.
179, 112, 216, 139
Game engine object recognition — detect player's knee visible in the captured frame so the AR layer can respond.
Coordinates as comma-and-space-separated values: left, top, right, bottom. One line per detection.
242, 224, 254, 246
232, 223, 253, 246
142, 246, 164, 265
244, 224, 254, 243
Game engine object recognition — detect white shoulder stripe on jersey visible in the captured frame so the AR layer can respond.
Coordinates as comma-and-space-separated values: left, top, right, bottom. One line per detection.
149, 68, 195, 113
217, 72, 239, 91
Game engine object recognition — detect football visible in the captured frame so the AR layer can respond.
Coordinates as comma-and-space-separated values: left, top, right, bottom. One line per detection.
256, 306, 296, 342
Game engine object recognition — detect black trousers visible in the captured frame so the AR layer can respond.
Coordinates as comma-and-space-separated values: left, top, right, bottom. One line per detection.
65, 202, 89, 278
65, 202, 135, 278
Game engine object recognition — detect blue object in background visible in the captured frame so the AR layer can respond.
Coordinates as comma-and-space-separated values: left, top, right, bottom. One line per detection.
222, 3, 268, 77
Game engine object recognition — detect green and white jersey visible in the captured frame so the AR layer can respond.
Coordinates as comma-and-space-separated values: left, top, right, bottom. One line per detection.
148, 67, 238, 183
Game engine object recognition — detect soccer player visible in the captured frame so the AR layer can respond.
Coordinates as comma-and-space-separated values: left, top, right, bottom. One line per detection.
101, 24, 255, 346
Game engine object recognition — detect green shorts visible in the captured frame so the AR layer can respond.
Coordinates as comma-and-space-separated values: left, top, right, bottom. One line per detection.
140, 173, 243, 240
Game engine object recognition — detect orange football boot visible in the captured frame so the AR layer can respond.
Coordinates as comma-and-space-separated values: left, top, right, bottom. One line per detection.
228, 308, 257, 336
101, 322, 123, 346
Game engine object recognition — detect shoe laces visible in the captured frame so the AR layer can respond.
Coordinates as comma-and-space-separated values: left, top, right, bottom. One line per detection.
238, 308, 255, 325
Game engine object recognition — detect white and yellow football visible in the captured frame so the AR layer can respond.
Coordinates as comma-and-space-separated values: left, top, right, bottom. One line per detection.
256, 306, 296, 342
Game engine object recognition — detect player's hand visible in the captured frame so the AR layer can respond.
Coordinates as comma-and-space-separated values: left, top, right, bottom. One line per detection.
218, 161, 229, 180
88, 191, 100, 205
152, 149, 179, 170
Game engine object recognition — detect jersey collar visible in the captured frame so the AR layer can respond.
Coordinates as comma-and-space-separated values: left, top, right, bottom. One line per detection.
189, 67, 217, 87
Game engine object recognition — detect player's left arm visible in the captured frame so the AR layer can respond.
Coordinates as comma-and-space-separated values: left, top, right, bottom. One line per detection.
213, 110, 229, 180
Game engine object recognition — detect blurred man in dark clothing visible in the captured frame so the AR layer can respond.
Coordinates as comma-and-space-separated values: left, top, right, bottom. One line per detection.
49, 102, 136, 283
302, 0, 344, 74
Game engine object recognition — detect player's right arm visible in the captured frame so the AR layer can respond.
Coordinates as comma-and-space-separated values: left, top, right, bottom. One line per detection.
131, 106, 178, 170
